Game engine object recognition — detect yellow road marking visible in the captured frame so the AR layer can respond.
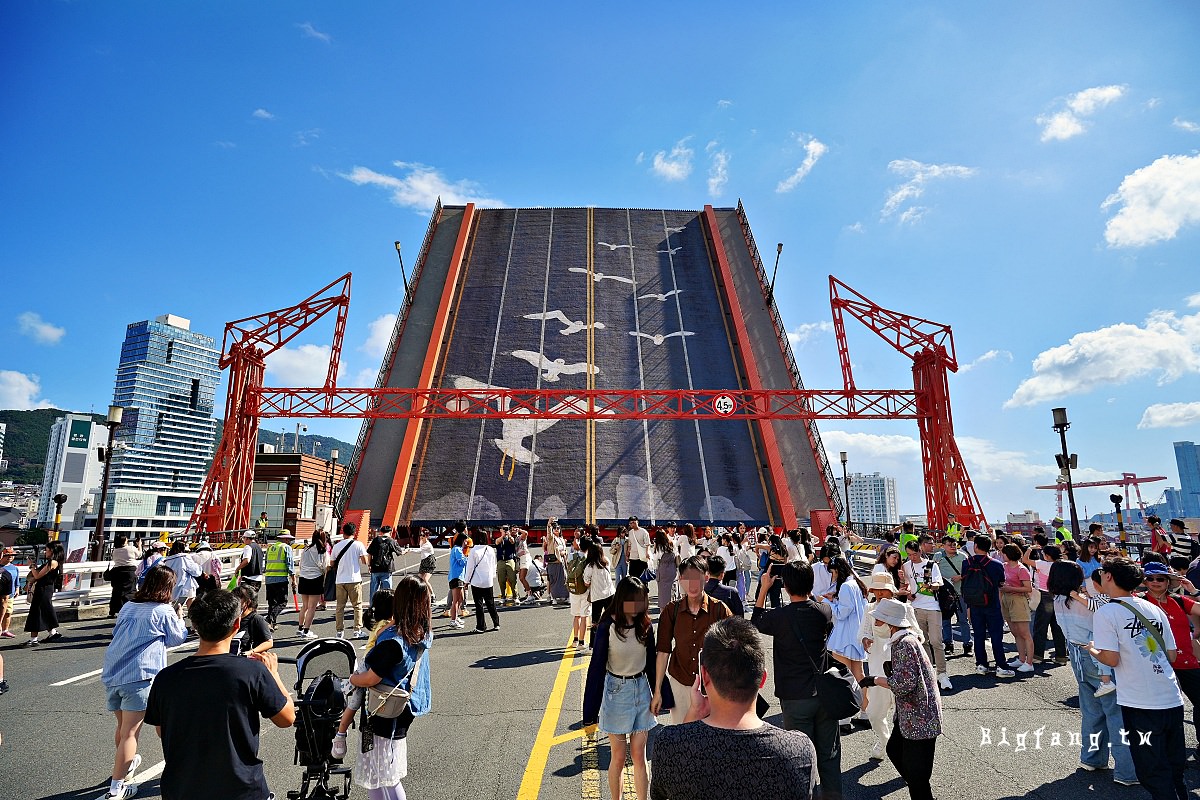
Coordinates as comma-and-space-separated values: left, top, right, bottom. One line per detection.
517, 633, 582, 799
581, 662, 601, 799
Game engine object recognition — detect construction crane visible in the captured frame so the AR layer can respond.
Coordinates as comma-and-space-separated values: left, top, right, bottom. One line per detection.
1035, 472, 1166, 518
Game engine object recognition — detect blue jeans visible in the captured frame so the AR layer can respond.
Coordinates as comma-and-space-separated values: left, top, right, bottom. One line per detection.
941, 593, 970, 647
1068, 643, 1136, 782
369, 571, 392, 600
968, 603, 1006, 669
615, 558, 628, 584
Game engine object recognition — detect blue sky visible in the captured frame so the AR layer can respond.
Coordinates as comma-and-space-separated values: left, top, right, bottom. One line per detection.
3, 2, 1198, 522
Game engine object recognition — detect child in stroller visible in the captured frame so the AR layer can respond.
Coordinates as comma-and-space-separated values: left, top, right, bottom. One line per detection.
290, 638, 357, 800
330, 589, 395, 759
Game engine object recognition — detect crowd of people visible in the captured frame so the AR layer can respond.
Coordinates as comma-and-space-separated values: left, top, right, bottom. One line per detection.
7, 513, 1199, 800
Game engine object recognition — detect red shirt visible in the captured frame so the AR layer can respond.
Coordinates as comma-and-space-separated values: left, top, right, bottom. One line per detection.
1141, 592, 1199, 671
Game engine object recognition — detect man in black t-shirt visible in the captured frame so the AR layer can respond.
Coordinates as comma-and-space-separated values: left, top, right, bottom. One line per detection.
751, 562, 839, 800
367, 526, 402, 600
145, 590, 295, 800
651, 617, 815, 800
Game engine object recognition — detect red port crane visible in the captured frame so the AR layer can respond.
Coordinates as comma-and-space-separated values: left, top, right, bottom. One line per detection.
1036, 473, 1167, 518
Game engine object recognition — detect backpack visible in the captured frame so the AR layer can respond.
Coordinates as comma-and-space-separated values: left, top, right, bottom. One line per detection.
369, 537, 397, 573
960, 555, 995, 608
758, 549, 770, 572
566, 557, 588, 595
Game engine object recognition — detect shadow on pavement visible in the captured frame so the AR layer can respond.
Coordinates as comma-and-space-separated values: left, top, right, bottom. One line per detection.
470, 648, 569, 669
37, 778, 115, 800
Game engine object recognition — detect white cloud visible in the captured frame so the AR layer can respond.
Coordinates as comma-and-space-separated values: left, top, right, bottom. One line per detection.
362, 314, 397, 359
214, 140, 237, 149
1139, 402, 1200, 429
352, 367, 378, 387
787, 321, 834, 347
650, 139, 694, 181
707, 148, 730, 197
1102, 154, 1200, 247
635, 152, 645, 165
717, 99, 733, 109
17, 311, 65, 345
297, 22, 331, 42
1174, 118, 1200, 134
881, 159, 976, 223
821, 430, 921, 461
341, 162, 505, 210
1037, 84, 1126, 141
844, 222, 865, 234
266, 344, 344, 386
294, 128, 321, 147
1188, 293, 1200, 308
252, 108, 274, 120
1005, 301, 1200, 407
776, 136, 827, 193
959, 349, 1012, 373
0, 370, 54, 409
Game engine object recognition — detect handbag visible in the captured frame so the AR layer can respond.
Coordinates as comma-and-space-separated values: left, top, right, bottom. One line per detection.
791, 605, 862, 720
1027, 563, 1042, 611
367, 648, 424, 719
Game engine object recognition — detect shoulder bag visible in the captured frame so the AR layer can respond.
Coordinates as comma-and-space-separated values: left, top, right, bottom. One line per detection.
1027, 563, 1042, 611
367, 646, 424, 719
936, 556, 960, 618
323, 540, 353, 602
790, 605, 861, 720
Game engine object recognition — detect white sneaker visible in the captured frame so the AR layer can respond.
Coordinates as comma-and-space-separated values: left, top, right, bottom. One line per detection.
303, 629, 318, 640
335, 630, 345, 639
126, 754, 142, 780
1016, 663, 1035, 673
451, 619, 464, 629
995, 668, 1016, 678
938, 673, 952, 690
975, 665, 990, 675
331, 733, 347, 759
1094, 681, 1116, 697
869, 742, 885, 760
352, 628, 369, 640
101, 784, 138, 800
1007, 659, 1023, 668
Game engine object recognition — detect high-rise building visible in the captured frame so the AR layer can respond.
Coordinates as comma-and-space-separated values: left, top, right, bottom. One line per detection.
0, 421, 7, 472
834, 471, 898, 526
1177, 441, 1200, 518
38, 414, 106, 528
91, 314, 220, 540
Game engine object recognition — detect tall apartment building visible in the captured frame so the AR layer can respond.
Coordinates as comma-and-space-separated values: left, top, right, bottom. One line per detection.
834, 471, 899, 526
0, 421, 7, 471
90, 314, 220, 540
38, 414, 106, 528
1177, 441, 1200, 518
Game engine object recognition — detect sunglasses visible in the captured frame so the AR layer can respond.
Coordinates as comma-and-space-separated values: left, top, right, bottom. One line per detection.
1144, 576, 1169, 583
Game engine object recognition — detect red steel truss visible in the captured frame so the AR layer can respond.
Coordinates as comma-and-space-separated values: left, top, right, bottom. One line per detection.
188, 273, 352, 534
187, 269, 985, 535
830, 276, 987, 532
252, 387, 919, 420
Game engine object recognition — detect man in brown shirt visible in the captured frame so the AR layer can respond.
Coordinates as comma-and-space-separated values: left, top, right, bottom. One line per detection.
652, 555, 732, 724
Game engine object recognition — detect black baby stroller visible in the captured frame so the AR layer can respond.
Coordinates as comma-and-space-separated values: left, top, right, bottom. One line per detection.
289, 638, 357, 800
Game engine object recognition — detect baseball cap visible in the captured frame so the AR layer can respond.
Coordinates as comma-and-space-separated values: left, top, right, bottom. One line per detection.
241, 530, 256, 538
1, 547, 14, 556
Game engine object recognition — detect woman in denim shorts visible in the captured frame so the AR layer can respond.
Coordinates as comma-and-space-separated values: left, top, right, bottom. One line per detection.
100, 565, 188, 800
582, 577, 672, 800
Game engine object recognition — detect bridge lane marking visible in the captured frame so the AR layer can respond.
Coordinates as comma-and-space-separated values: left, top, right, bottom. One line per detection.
517, 632, 584, 799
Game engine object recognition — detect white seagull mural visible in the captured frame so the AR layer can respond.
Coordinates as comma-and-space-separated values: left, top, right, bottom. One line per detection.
511, 350, 599, 383
637, 289, 684, 302
568, 267, 634, 286
522, 310, 606, 336
629, 330, 696, 346
596, 241, 635, 251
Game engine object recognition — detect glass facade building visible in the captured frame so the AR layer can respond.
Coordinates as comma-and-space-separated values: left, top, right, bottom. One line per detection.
835, 471, 899, 526
1176, 441, 1200, 519
102, 315, 219, 530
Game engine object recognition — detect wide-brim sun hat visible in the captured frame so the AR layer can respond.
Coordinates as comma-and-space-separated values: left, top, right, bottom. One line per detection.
868, 573, 898, 593
873, 598, 912, 628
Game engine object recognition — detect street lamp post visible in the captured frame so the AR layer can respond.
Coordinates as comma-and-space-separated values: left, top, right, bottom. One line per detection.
1051, 407, 1081, 540
1110, 493, 1126, 546
328, 448, 339, 509
839, 450, 852, 533
294, 422, 308, 454
768, 243, 783, 304
93, 405, 124, 559
51, 493, 68, 536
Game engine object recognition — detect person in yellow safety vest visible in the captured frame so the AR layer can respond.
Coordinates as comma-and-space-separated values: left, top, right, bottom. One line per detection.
945, 513, 962, 540
898, 521, 920, 553
263, 531, 296, 630
255, 512, 270, 530
1051, 516, 1073, 543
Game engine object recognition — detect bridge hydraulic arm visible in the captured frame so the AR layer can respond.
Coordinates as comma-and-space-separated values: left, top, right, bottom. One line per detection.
188, 274, 352, 534
828, 276, 985, 532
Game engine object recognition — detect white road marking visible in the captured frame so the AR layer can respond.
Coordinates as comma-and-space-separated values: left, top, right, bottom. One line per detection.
50, 668, 102, 686
135, 759, 166, 783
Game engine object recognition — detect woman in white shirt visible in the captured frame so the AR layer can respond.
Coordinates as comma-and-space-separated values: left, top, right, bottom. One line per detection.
583, 538, 617, 650
858, 572, 923, 760
675, 524, 698, 562
416, 529, 438, 605
296, 528, 330, 639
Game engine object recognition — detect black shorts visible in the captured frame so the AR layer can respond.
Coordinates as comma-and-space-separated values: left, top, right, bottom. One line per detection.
448, 578, 464, 589
297, 576, 324, 596
419, 555, 437, 574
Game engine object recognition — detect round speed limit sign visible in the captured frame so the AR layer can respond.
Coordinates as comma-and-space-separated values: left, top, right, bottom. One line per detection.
713, 394, 736, 416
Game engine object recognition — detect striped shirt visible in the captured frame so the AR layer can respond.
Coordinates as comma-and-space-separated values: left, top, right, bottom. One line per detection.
102, 601, 188, 688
